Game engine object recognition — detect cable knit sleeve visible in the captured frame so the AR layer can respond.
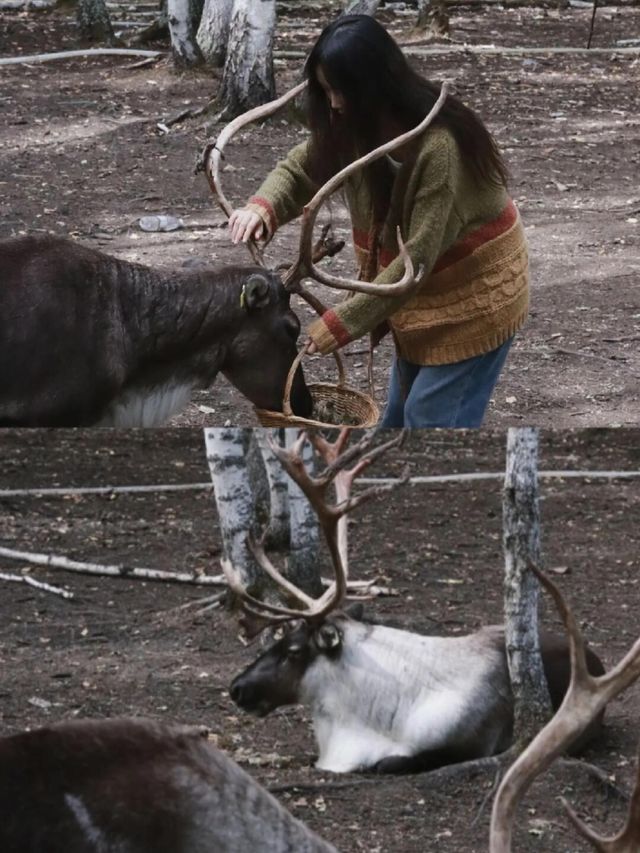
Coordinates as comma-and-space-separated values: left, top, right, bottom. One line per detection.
307, 132, 461, 354
245, 140, 318, 241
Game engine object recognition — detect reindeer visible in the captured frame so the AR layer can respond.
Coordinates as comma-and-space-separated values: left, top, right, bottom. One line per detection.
226, 431, 605, 775
0, 717, 337, 852
0, 83, 450, 428
0, 236, 312, 426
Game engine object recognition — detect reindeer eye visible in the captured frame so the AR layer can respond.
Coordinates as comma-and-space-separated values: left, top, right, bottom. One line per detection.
287, 645, 305, 658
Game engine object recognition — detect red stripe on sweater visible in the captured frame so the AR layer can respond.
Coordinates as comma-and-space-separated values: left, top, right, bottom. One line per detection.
432, 200, 517, 273
248, 196, 277, 235
352, 199, 517, 275
323, 309, 353, 347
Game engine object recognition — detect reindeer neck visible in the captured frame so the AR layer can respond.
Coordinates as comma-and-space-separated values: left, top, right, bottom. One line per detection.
119, 262, 246, 361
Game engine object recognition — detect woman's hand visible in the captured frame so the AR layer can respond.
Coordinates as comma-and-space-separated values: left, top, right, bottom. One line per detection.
228, 208, 265, 244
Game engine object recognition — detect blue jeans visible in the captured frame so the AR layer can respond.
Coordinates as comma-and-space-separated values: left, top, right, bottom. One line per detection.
380, 337, 514, 428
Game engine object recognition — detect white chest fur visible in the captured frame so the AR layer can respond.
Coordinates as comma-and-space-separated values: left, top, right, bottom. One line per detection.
97, 383, 195, 427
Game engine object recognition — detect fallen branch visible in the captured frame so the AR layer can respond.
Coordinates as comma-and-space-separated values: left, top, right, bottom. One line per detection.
553, 346, 628, 363
0, 545, 225, 586
0, 570, 74, 599
0, 470, 638, 499
0, 49, 163, 67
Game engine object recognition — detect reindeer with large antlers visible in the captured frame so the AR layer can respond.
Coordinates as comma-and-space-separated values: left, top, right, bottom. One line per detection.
490, 566, 640, 853
210, 14, 529, 429
227, 430, 605, 775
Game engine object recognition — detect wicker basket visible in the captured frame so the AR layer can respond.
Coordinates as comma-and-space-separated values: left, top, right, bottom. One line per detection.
255, 346, 380, 429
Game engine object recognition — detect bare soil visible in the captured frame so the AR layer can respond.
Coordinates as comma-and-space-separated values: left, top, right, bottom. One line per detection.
0, 428, 639, 852
1, 3, 639, 427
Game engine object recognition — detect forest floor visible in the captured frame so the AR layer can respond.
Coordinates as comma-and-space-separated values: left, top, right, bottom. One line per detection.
0, 2, 639, 427
0, 428, 639, 852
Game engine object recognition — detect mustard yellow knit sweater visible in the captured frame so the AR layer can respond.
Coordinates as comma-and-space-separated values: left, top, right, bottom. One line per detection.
247, 124, 529, 365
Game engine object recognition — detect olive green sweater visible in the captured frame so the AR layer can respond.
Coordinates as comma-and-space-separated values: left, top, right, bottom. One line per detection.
247, 125, 529, 364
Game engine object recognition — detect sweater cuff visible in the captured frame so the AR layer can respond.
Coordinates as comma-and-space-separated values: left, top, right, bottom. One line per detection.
307, 310, 353, 354
247, 196, 277, 240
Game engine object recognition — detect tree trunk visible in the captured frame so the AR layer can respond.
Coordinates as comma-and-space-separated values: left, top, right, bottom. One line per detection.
205, 428, 322, 602
167, 0, 203, 67
215, 0, 276, 120
197, 0, 233, 67
343, 0, 381, 13
415, 0, 450, 37
204, 428, 263, 593
502, 427, 553, 749
253, 429, 290, 548
285, 430, 322, 597
76, 0, 115, 42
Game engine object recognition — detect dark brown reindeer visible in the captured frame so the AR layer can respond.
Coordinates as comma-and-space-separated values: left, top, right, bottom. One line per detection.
0, 717, 337, 852
228, 431, 606, 775
0, 235, 312, 426
0, 83, 450, 427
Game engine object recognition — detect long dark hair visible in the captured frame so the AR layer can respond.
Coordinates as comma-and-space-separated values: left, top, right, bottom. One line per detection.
304, 15, 508, 221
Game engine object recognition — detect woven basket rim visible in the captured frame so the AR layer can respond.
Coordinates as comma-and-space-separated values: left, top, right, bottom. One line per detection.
255, 381, 379, 429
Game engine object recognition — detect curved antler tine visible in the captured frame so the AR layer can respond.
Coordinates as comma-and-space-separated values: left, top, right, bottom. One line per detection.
247, 533, 315, 609
220, 558, 307, 620
282, 80, 452, 293
306, 227, 421, 296
202, 81, 308, 267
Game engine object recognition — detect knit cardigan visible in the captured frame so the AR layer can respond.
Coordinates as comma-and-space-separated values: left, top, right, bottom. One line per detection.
246, 124, 529, 365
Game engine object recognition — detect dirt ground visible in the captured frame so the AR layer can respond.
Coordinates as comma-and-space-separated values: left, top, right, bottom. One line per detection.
0, 428, 639, 852
0, 2, 639, 427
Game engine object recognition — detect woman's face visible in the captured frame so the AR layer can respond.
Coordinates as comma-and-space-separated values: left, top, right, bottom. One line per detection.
316, 65, 346, 116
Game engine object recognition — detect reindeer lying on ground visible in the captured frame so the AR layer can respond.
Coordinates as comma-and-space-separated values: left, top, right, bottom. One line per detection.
226, 431, 605, 775
0, 717, 337, 853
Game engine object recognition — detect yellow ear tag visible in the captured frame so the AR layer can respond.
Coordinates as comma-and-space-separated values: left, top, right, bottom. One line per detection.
240, 283, 247, 310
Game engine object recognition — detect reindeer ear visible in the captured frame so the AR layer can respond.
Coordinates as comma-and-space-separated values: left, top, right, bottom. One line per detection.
243, 274, 271, 310
315, 623, 342, 653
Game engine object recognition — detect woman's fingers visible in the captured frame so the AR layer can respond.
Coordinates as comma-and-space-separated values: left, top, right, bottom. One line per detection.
228, 209, 264, 244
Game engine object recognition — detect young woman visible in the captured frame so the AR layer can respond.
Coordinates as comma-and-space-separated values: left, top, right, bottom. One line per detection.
228, 14, 529, 428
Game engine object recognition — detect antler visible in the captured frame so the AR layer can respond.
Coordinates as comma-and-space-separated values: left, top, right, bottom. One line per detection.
202, 81, 307, 267
221, 429, 407, 628
490, 564, 640, 853
282, 80, 453, 296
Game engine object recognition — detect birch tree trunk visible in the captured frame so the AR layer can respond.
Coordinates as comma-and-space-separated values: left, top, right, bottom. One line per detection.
204, 428, 263, 593
77, 0, 114, 42
253, 429, 290, 548
205, 428, 322, 603
214, 0, 276, 120
503, 427, 553, 749
196, 0, 233, 67
285, 430, 322, 597
343, 0, 381, 13
167, 0, 203, 67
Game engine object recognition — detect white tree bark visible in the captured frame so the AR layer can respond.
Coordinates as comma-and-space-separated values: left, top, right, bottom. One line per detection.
204, 428, 262, 591
215, 0, 276, 119
254, 429, 290, 548
77, 0, 114, 42
167, 0, 203, 67
196, 0, 233, 67
205, 428, 322, 603
343, 0, 381, 13
503, 427, 553, 748
285, 430, 321, 596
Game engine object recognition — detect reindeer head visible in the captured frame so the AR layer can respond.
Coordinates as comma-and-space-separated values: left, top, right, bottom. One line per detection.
224, 429, 406, 718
